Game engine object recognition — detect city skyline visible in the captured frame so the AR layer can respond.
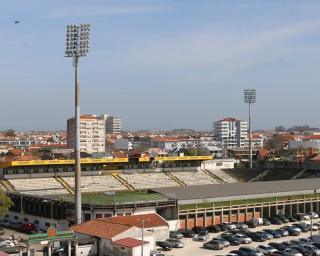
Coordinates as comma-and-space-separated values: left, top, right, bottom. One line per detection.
1, 1, 320, 131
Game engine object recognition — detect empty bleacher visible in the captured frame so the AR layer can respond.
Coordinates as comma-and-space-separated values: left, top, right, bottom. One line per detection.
63, 175, 127, 193
173, 170, 221, 186
208, 169, 238, 183
258, 169, 303, 181
296, 169, 320, 179
119, 172, 178, 189
224, 168, 266, 182
9, 178, 67, 195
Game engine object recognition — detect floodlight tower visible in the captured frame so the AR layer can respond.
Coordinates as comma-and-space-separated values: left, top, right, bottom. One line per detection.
65, 24, 90, 224
244, 89, 256, 169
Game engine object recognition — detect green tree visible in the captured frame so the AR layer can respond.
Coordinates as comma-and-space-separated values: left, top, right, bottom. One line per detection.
4, 129, 16, 137
0, 190, 13, 217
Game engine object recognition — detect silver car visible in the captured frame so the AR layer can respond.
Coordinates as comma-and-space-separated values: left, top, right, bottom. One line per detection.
233, 234, 252, 244
165, 238, 184, 248
194, 231, 209, 241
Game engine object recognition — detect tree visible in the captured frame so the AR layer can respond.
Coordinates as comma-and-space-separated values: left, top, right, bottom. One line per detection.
0, 189, 13, 217
275, 125, 286, 132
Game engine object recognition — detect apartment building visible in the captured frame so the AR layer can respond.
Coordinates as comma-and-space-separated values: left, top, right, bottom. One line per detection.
101, 114, 122, 134
213, 117, 247, 148
67, 115, 105, 153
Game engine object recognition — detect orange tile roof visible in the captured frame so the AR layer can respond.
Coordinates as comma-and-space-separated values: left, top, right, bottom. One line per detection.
105, 213, 168, 228
113, 238, 148, 248
71, 220, 132, 240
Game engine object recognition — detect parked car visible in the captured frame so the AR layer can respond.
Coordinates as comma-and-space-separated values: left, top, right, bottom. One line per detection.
238, 247, 264, 256
310, 235, 320, 242
270, 217, 283, 225
268, 242, 287, 252
192, 226, 207, 234
263, 229, 282, 239
212, 237, 230, 247
307, 212, 319, 219
219, 234, 241, 246
282, 241, 296, 248
246, 232, 267, 242
256, 245, 278, 255
156, 241, 173, 251
165, 238, 184, 248
282, 248, 303, 256
21, 223, 36, 234
263, 218, 271, 226
179, 229, 195, 238
291, 246, 313, 256
256, 231, 272, 240
286, 215, 298, 222
300, 244, 320, 256
150, 250, 165, 256
294, 213, 310, 221
233, 234, 252, 244
169, 230, 183, 239
276, 228, 289, 237
247, 219, 260, 228
203, 240, 224, 250
312, 243, 320, 249
275, 215, 289, 223
194, 231, 208, 241
206, 224, 221, 233
236, 223, 249, 229
221, 222, 237, 231
281, 226, 300, 236
292, 223, 310, 232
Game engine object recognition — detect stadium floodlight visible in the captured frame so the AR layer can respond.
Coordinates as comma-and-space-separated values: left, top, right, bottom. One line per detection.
65, 24, 91, 225
244, 89, 256, 169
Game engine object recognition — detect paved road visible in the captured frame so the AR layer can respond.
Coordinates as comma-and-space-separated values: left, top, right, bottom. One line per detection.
168, 222, 320, 256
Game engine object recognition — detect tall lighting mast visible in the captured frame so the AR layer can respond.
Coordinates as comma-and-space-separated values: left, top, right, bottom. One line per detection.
65, 24, 91, 224
244, 89, 256, 169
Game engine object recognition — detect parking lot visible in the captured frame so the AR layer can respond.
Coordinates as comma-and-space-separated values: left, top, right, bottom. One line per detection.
167, 221, 320, 256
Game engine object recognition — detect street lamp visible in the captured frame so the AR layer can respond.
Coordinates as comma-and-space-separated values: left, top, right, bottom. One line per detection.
244, 89, 256, 169
65, 24, 91, 224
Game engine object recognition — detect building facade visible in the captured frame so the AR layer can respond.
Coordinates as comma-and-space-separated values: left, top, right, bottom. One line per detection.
67, 115, 105, 153
102, 114, 122, 134
213, 117, 248, 148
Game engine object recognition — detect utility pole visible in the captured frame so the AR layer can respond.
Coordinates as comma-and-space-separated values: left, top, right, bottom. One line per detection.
65, 24, 91, 224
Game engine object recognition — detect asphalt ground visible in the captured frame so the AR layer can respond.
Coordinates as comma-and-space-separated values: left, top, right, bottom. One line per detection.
168, 221, 320, 256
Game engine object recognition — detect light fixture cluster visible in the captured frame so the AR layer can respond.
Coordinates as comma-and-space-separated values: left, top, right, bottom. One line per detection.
65, 24, 90, 57
244, 89, 256, 103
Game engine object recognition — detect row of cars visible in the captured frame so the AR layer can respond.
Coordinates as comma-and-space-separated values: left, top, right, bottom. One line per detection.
0, 219, 44, 234
224, 237, 320, 256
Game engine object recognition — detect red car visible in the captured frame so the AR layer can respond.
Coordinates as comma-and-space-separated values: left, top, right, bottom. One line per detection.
21, 223, 36, 233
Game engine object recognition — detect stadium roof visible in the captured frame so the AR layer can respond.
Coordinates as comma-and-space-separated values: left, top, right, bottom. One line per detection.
151, 178, 320, 204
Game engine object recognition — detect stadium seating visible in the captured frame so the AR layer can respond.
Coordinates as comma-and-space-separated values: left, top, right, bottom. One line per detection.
258, 169, 302, 181
9, 178, 67, 195
173, 171, 221, 186
63, 175, 127, 193
119, 172, 178, 189
208, 169, 238, 183
224, 168, 266, 182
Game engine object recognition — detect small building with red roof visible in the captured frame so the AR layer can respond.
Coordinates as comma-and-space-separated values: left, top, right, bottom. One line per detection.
71, 213, 168, 256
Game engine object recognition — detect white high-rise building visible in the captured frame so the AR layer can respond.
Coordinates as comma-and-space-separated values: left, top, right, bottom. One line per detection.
67, 115, 105, 153
213, 117, 247, 148
101, 114, 122, 134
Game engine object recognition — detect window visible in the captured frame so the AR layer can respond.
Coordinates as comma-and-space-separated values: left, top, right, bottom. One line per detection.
14, 216, 19, 220
95, 214, 103, 219
45, 223, 50, 227
34, 220, 39, 225
24, 218, 28, 222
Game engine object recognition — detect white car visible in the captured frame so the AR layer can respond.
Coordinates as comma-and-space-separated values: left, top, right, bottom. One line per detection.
0, 240, 15, 248
233, 234, 252, 244
308, 212, 319, 219
256, 245, 278, 255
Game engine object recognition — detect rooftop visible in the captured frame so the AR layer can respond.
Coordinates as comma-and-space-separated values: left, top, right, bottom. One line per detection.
113, 238, 148, 248
151, 178, 320, 204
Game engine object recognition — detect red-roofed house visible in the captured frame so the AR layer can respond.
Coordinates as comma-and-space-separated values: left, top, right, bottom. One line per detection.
71, 213, 168, 256
113, 238, 150, 256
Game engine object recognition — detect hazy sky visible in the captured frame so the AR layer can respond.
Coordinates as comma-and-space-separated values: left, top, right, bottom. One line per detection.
1, 0, 320, 131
